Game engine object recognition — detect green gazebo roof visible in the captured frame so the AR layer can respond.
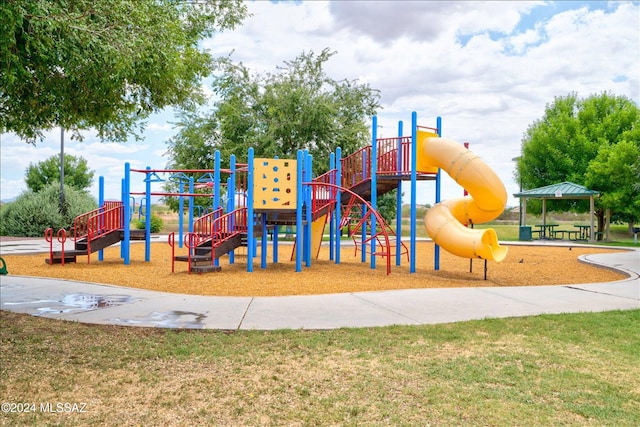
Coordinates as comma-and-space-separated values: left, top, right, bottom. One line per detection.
513, 181, 599, 199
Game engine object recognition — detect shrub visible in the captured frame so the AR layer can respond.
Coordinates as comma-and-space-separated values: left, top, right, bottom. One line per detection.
0, 184, 97, 237
134, 214, 164, 233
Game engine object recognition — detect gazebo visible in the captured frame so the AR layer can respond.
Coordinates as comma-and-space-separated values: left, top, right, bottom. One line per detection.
513, 181, 600, 242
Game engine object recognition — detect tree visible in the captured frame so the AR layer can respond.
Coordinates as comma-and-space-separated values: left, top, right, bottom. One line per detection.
516, 92, 640, 233
585, 139, 640, 231
166, 49, 381, 173
26, 154, 94, 193
164, 48, 381, 211
0, 0, 247, 142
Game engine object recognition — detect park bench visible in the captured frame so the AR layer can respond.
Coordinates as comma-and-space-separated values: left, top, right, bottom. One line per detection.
549, 229, 583, 241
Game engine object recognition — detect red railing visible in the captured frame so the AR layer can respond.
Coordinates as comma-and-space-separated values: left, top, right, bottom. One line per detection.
173, 208, 248, 273
341, 146, 371, 189
341, 135, 432, 187
375, 136, 412, 174
45, 227, 68, 266
72, 201, 123, 242
211, 208, 248, 245
311, 170, 338, 216
192, 207, 223, 241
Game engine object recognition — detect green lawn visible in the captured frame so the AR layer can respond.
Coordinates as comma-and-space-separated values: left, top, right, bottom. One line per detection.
1, 309, 639, 426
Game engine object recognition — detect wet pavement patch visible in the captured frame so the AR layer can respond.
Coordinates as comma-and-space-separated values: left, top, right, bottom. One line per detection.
111, 311, 208, 329
3, 292, 137, 315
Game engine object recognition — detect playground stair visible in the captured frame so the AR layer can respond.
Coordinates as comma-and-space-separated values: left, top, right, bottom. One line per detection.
46, 229, 146, 264
173, 231, 253, 273
171, 207, 259, 274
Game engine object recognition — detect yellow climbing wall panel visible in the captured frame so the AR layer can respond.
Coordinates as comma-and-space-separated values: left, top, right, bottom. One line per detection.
254, 158, 297, 209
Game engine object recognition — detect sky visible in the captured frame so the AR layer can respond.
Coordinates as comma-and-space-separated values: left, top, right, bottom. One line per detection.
1, 1, 638, 209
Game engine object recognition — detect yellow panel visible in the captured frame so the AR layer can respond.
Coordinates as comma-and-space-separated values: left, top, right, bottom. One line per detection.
253, 158, 297, 209
290, 213, 328, 261
416, 129, 440, 174
310, 213, 328, 259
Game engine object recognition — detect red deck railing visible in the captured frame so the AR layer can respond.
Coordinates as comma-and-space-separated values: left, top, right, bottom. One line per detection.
72, 201, 124, 243
311, 170, 338, 217
339, 135, 417, 189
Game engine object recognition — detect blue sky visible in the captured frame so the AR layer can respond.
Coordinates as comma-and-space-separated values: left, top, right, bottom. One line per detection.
1, 1, 638, 208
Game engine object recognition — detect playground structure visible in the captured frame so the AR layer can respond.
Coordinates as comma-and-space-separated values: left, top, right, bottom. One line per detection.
44, 112, 508, 275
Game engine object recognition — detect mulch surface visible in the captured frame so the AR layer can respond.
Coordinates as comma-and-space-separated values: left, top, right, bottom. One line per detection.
0, 241, 629, 297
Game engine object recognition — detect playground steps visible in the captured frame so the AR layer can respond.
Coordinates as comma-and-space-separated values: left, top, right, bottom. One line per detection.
172, 254, 223, 274
195, 234, 246, 258
75, 229, 146, 252
191, 265, 223, 274
173, 233, 246, 273
45, 252, 82, 264
45, 229, 147, 264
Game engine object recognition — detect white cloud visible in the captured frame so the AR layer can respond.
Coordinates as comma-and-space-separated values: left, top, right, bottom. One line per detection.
2, 1, 638, 210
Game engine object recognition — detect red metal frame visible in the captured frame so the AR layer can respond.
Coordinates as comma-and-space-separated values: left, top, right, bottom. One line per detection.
311, 170, 338, 217
168, 232, 176, 272
174, 207, 249, 273
340, 135, 418, 189
45, 227, 68, 266
305, 181, 393, 275
72, 202, 123, 241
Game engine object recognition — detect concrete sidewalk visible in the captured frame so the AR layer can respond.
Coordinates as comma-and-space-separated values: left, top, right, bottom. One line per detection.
1, 240, 638, 330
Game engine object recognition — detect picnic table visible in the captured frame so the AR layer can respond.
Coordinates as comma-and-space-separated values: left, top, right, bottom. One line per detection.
533, 224, 559, 240
574, 225, 591, 241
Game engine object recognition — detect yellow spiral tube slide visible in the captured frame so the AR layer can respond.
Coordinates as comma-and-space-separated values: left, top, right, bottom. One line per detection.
420, 134, 508, 262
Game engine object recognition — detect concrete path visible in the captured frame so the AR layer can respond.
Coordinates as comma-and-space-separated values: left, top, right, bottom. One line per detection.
1, 239, 638, 330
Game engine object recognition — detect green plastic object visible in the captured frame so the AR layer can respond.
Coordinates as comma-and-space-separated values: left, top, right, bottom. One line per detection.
519, 226, 532, 241
0, 257, 7, 275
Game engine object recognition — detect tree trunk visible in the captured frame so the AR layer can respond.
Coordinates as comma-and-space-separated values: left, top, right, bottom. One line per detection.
596, 208, 605, 241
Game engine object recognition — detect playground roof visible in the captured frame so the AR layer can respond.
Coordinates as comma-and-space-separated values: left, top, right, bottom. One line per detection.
513, 181, 599, 199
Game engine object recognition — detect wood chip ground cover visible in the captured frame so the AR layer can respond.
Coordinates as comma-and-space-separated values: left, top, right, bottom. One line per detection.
0, 242, 627, 296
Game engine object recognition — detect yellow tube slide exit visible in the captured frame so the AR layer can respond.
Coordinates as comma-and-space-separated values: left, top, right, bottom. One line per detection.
420, 134, 508, 262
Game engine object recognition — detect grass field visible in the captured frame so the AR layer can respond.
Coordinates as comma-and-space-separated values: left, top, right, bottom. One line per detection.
2, 205, 638, 425
1, 309, 639, 426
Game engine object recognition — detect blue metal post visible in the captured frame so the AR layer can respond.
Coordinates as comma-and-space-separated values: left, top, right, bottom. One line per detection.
434, 116, 442, 271
370, 116, 377, 270
295, 150, 303, 272
214, 151, 221, 212
247, 148, 254, 272
361, 150, 367, 263
214, 151, 221, 267
335, 147, 342, 265
188, 178, 194, 235
329, 152, 335, 261
396, 120, 403, 266
273, 224, 279, 264
229, 154, 236, 264
261, 212, 267, 268
304, 151, 312, 267
123, 163, 131, 265
410, 112, 417, 273
98, 176, 105, 262
144, 167, 152, 262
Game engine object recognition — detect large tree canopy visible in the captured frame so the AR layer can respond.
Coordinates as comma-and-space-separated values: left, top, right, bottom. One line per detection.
166, 48, 381, 174
25, 154, 94, 193
516, 92, 640, 228
0, 0, 247, 142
